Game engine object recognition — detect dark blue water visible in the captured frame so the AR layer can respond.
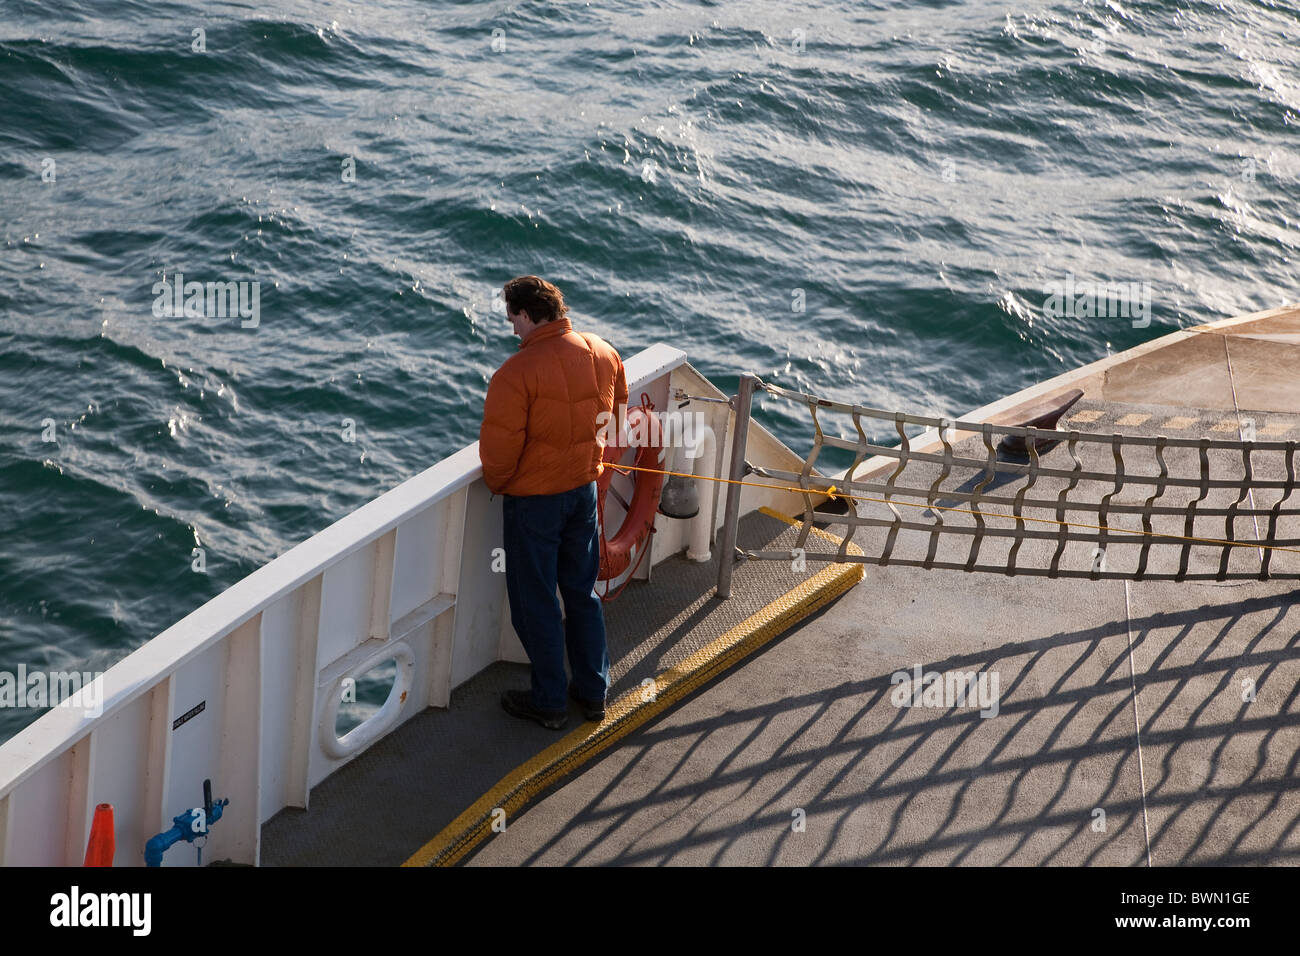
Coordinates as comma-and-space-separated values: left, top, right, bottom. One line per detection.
2, 0, 1297, 741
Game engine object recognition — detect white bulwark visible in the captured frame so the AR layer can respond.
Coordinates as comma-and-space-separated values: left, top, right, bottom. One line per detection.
0, 343, 811, 866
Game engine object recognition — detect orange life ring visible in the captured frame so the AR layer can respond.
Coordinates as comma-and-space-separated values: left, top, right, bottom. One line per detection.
596, 402, 665, 582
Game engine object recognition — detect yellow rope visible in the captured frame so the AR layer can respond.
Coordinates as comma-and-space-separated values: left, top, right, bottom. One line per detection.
607, 463, 1300, 556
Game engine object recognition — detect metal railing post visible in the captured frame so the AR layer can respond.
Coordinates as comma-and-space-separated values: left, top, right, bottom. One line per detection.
716, 374, 757, 598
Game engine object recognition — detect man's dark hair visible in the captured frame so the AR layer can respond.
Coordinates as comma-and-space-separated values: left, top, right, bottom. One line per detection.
503, 275, 569, 324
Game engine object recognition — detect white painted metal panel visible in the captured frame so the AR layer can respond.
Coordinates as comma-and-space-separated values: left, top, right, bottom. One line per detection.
387, 595, 454, 714
400, 620, 437, 714
63, 736, 93, 866
287, 576, 322, 810
86, 695, 153, 866
391, 503, 444, 622
454, 480, 511, 685
5, 752, 72, 865
215, 616, 261, 866
368, 530, 397, 643
318, 542, 379, 665
497, 599, 527, 665
426, 607, 456, 709
163, 640, 229, 867
141, 677, 174, 858
258, 588, 304, 822
436, 489, 467, 599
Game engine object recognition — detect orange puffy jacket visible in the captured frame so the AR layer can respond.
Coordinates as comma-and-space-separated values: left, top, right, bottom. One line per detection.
479, 317, 628, 497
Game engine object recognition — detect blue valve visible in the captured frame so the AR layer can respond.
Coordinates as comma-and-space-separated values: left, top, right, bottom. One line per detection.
145, 778, 229, 867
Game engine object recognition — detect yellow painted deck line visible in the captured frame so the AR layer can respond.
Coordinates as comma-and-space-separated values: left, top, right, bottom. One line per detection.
402, 506, 865, 867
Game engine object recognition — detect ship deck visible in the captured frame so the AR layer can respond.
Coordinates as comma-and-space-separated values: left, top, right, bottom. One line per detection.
264, 309, 1300, 866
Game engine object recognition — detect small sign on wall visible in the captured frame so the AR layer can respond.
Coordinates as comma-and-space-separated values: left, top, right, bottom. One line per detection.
172, 700, 206, 731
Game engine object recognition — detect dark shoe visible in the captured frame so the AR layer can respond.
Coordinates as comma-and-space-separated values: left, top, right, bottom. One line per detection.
569, 684, 606, 722
501, 690, 568, 730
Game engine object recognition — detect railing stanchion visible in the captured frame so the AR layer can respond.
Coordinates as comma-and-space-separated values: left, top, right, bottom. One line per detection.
716, 374, 757, 599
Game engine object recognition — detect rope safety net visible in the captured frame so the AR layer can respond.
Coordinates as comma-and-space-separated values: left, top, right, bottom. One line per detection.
738, 378, 1300, 582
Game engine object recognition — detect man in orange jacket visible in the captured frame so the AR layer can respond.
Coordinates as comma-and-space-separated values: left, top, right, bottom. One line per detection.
480, 275, 627, 729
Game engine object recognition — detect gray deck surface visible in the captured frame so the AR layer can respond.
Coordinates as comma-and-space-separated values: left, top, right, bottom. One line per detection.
260, 509, 817, 866
469, 567, 1299, 865
468, 397, 1300, 866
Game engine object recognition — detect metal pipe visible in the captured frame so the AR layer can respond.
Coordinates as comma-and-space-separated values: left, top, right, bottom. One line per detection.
716, 374, 757, 598
687, 418, 717, 561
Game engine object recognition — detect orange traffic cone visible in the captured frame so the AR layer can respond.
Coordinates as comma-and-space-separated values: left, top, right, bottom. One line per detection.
83, 803, 114, 867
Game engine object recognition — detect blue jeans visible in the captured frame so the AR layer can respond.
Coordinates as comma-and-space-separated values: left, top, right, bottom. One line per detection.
502, 482, 609, 712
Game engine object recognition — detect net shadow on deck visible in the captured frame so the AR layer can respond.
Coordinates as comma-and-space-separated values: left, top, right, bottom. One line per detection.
467, 577, 1300, 867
